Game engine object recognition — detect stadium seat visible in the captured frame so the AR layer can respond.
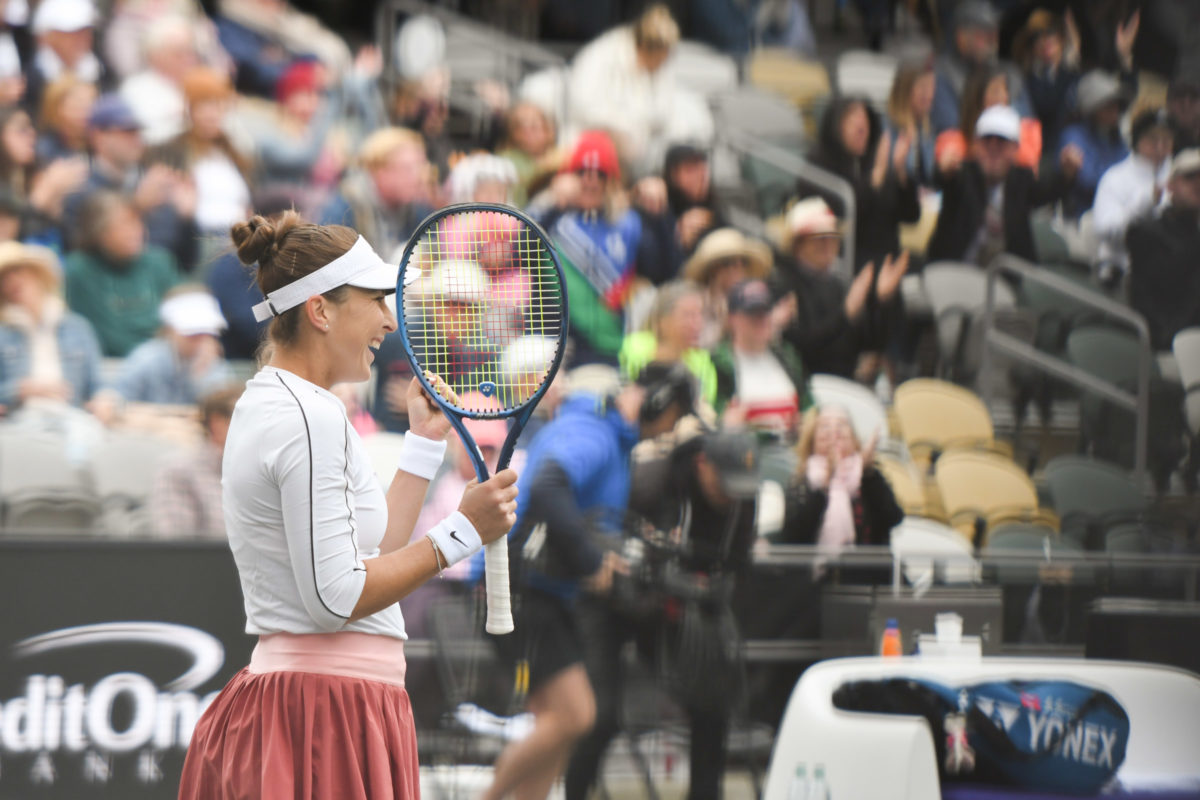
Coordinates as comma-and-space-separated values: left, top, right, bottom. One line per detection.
920, 262, 1018, 382
875, 453, 943, 522
90, 431, 176, 536
671, 40, 739, 97
934, 450, 1057, 542
889, 516, 978, 586
1174, 327, 1200, 486
0, 427, 100, 533
1031, 216, 1071, 264
743, 49, 829, 136
1066, 325, 1186, 490
834, 49, 897, 112
892, 378, 1005, 468
1039, 455, 1148, 549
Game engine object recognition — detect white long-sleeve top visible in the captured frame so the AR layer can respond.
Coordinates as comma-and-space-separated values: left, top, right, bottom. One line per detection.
1092, 153, 1169, 268
223, 366, 418, 639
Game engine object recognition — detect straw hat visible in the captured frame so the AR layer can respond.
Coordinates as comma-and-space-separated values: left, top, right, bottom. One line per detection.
682, 227, 772, 284
0, 242, 61, 300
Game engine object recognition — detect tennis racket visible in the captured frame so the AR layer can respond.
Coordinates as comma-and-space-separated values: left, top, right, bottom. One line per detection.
396, 202, 568, 634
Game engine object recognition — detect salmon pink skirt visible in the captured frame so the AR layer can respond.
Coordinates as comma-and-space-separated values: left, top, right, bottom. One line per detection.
178, 632, 419, 800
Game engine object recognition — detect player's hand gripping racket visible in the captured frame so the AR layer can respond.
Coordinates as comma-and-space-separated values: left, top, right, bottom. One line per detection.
396, 203, 568, 634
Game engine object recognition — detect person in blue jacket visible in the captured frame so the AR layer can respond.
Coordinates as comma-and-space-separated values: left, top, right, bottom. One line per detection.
482, 362, 694, 800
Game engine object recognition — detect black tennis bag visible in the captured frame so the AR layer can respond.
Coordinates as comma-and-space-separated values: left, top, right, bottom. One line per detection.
834, 677, 1130, 795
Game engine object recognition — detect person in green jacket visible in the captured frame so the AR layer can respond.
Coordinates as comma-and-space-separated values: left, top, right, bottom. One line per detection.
64, 190, 180, 356
711, 278, 812, 440
619, 279, 717, 406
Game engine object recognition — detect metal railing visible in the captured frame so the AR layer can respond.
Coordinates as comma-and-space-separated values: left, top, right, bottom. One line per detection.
715, 127, 857, 281
977, 254, 1153, 487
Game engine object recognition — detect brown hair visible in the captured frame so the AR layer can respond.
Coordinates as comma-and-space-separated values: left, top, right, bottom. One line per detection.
959, 63, 1009, 140
199, 384, 243, 429
794, 405, 858, 471
75, 190, 136, 253
230, 210, 358, 347
887, 57, 934, 132
38, 75, 96, 140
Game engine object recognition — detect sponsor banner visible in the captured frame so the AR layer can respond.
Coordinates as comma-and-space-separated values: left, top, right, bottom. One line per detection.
0, 540, 252, 799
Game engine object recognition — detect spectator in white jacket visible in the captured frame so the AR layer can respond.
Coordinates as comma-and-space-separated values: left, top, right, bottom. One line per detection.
566, 4, 713, 176
1093, 107, 1174, 287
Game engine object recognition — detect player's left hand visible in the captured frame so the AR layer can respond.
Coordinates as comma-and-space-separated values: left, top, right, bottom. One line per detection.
406, 374, 455, 440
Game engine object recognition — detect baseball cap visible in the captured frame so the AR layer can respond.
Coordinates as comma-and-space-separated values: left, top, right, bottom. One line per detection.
1076, 71, 1129, 116
954, 0, 998, 30
160, 291, 227, 337
88, 94, 140, 131
727, 278, 774, 316
975, 105, 1021, 142
32, 0, 95, 34
1170, 148, 1200, 180
565, 130, 620, 179
702, 431, 761, 500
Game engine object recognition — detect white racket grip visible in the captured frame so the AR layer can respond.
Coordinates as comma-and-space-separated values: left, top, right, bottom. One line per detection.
484, 539, 514, 634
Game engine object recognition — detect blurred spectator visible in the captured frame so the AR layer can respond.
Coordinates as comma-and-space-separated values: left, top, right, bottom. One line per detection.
412, 407, 506, 579
620, 280, 716, 406
886, 58, 938, 188
62, 93, 197, 271
931, 1, 1031, 134
1167, 74, 1200, 155
330, 381, 378, 438
155, 67, 252, 253
0, 105, 88, 247
1093, 107, 1173, 286
64, 190, 180, 356
634, 143, 724, 285
0, 3, 25, 108
501, 334, 567, 447
568, 427, 760, 800
1058, 71, 1131, 219
109, 288, 231, 404
485, 364, 688, 800
36, 74, 95, 163
117, 15, 199, 146
775, 197, 907, 379
320, 126, 434, 257
214, 0, 351, 99
928, 105, 1080, 265
205, 248, 267, 360
936, 63, 1043, 172
0, 241, 103, 414
444, 152, 518, 205
805, 95, 920, 271
390, 66, 455, 181
497, 100, 558, 207
1012, 9, 1077, 158
26, 0, 105, 113
712, 278, 811, 437
779, 405, 902, 553
104, 0, 229, 81
681, 226, 771, 348
528, 130, 640, 366
148, 383, 242, 539
1127, 148, 1200, 351
242, 51, 385, 217
566, 4, 713, 176
751, 0, 817, 57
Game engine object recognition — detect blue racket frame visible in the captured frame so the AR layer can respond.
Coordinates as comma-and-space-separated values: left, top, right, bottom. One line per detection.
394, 202, 569, 482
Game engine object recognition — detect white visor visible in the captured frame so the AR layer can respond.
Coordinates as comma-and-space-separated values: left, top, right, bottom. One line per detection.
251, 236, 421, 322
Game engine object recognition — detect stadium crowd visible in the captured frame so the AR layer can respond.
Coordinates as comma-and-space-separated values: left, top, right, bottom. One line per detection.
2, 0, 1200, 795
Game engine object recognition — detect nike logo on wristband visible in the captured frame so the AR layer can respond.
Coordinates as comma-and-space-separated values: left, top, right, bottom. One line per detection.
450, 530, 465, 547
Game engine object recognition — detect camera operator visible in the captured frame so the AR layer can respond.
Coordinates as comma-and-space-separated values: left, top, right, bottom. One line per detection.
565, 408, 760, 800
482, 363, 691, 800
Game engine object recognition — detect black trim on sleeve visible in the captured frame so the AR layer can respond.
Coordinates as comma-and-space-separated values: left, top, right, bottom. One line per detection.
341, 417, 364, 571
275, 373, 350, 620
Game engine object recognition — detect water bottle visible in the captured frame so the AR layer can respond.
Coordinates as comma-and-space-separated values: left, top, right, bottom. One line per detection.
811, 765, 831, 800
787, 764, 809, 800
880, 617, 902, 657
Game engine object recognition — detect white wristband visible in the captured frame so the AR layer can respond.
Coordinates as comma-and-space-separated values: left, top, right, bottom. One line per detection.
426, 511, 483, 568
397, 431, 447, 480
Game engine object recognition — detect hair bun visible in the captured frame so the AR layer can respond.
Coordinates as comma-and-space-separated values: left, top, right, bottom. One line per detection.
230, 216, 278, 266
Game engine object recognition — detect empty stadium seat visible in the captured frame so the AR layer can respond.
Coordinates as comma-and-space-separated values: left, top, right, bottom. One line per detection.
1039, 455, 1148, 548
892, 378, 1004, 467
0, 426, 100, 533
934, 450, 1057, 542
920, 262, 1018, 382
889, 516, 978, 586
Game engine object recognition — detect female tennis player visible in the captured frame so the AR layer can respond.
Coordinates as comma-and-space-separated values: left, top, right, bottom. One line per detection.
178, 211, 519, 799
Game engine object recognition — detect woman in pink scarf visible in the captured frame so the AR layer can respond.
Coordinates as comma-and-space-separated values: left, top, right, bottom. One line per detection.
779, 405, 903, 561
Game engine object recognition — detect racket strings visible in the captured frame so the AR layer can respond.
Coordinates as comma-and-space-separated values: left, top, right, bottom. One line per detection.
402, 208, 564, 416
